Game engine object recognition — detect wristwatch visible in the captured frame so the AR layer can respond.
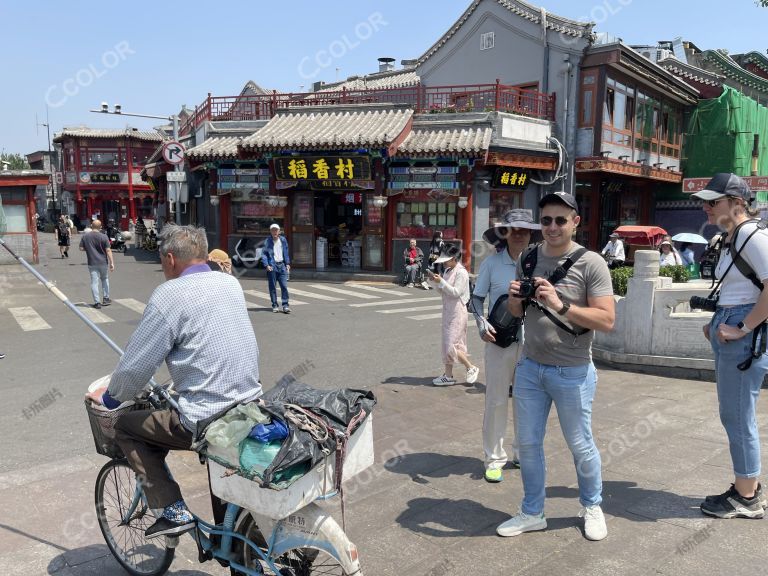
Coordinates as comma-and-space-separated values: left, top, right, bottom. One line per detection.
737, 321, 752, 334
557, 302, 571, 316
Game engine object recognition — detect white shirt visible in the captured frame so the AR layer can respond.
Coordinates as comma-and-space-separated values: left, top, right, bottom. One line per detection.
273, 236, 283, 263
602, 240, 625, 260
716, 221, 768, 305
659, 251, 679, 266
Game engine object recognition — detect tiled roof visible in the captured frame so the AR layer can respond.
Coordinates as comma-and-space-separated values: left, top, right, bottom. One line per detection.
417, 0, 593, 66
658, 57, 724, 87
239, 104, 413, 152
316, 70, 420, 93
186, 136, 243, 160
53, 127, 163, 142
395, 125, 492, 157
701, 50, 768, 92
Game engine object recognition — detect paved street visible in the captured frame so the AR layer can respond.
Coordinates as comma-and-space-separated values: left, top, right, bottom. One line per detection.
1, 234, 768, 575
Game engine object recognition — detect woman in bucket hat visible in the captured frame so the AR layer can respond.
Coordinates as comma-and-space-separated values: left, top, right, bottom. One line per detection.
427, 243, 478, 386
471, 209, 540, 482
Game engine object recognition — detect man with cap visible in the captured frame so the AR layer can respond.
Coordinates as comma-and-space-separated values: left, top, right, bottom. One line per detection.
691, 173, 768, 520
470, 209, 540, 483
261, 223, 291, 313
497, 191, 615, 542
601, 232, 625, 269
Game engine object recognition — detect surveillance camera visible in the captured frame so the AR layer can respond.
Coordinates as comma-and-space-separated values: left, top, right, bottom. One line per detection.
101, 102, 109, 113
114, 104, 122, 114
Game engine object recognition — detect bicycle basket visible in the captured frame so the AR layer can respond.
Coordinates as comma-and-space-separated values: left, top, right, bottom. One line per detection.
84, 399, 144, 459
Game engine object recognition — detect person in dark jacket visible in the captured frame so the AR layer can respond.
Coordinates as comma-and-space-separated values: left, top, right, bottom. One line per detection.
261, 223, 291, 313
428, 230, 445, 276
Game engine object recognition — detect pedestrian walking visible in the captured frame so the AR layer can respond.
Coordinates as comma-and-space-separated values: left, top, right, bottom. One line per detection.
79, 219, 114, 308
692, 173, 768, 519
470, 209, 540, 483
55, 215, 71, 258
498, 191, 615, 541
261, 223, 291, 313
427, 243, 478, 386
428, 231, 445, 276
135, 216, 146, 249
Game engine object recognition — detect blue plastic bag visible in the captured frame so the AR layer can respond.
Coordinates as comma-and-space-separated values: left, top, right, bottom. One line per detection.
248, 418, 289, 443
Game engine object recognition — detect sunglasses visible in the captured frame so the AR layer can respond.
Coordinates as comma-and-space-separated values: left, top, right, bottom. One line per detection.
705, 198, 727, 207
540, 216, 570, 227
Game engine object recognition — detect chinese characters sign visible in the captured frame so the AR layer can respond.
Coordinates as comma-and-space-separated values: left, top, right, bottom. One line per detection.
274, 156, 371, 183
492, 167, 530, 190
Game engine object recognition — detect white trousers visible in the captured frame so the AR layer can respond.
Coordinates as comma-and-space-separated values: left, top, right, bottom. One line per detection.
483, 340, 522, 470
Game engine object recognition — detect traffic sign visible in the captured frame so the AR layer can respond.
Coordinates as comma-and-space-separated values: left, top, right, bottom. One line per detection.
166, 171, 187, 182
55, 171, 63, 185
162, 140, 185, 165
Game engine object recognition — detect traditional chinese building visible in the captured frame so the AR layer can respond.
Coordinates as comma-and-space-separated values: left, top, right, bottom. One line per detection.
53, 127, 162, 230
0, 170, 50, 264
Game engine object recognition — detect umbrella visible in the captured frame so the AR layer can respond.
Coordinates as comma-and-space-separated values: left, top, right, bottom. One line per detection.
671, 232, 708, 244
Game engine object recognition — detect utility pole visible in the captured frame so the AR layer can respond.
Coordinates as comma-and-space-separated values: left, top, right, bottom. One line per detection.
36, 107, 55, 216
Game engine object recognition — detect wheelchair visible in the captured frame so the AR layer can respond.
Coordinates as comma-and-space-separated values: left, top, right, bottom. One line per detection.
402, 260, 429, 289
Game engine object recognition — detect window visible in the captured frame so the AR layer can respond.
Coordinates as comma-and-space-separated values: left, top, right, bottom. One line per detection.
604, 88, 615, 125
582, 90, 593, 125
480, 31, 494, 50
579, 70, 597, 127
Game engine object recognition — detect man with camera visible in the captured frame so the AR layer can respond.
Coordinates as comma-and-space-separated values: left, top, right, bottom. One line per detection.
496, 191, 615, 541
470, 209, 540, 483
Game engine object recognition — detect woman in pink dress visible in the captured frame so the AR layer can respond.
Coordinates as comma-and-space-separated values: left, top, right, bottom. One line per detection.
427, 244, 479, 386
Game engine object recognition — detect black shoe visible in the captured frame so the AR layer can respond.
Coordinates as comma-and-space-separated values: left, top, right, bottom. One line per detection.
144, 516, 196, 539
102, 298, 111, 306
93, 302, 102, 309
700, 485, 765, 519
705, 483, 768, 509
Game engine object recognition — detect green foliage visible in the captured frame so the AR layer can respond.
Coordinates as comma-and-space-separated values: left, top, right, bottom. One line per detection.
610, 266, 634, 296
0, 153, 30, 170
659, 265, 690, 283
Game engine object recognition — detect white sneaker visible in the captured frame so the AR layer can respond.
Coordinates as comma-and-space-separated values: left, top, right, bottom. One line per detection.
496, 510, 547, 537
579, 504, 607, 541
432, 374, 457, 386
466, 365, 480, 384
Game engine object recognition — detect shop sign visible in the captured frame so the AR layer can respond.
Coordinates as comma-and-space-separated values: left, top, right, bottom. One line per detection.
338, 192, 363, 204
274, 156, 371, 181
219, 168, 269, 176
409, 167, 438, 175
218, 182, 269, 190
90, 173, 122, 183
683, 176, 768, 192
492, 167, 530, 190
311, 179, 374, 190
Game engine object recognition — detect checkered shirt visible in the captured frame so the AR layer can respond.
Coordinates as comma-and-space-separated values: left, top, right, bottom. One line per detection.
108, 269, 262, 431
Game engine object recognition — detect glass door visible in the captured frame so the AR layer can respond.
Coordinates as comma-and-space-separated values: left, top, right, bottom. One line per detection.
291, 192, 314, 267
362, 192, 385, 269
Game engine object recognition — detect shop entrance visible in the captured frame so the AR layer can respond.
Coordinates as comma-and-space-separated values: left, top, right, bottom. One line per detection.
314, 191, 363, 267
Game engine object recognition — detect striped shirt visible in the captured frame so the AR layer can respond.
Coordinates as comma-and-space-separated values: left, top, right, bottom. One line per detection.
108, 266, 262, 431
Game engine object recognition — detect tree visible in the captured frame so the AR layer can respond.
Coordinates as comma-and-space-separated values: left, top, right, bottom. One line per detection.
0, 153, 30, 170
759, 0, 768, 6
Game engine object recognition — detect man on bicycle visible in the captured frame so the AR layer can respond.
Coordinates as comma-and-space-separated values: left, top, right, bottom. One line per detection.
91, 224, 262, 538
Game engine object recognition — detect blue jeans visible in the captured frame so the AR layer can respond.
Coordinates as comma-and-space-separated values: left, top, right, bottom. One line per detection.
89, 265, 110, 304
513, 357, 602, 515
267, 262, 289, 308
709, 304, 768, 478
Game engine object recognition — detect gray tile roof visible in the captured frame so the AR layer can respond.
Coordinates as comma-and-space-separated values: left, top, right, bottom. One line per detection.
186, 136, 243, 160
395, 125, 492, 157
54, 127, 163, 142
239, 104, 413, 152
316, 70, 420, 93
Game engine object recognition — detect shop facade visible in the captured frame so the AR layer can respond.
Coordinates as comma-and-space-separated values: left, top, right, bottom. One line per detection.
0, 170, 49, 264
53, 128, 162, 230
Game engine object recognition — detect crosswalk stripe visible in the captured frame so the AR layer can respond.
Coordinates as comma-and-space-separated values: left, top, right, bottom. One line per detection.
350, 297, 441, 308
377, 305, 443, 314
286, 287, 344, 301
307, 284, 378, 299
114, 298, 146, 315
9, 307, 51, 331
344, 283, 411, 297
407, 313, 443, 320
79, 306, 114, 324
244, 290, 308, 305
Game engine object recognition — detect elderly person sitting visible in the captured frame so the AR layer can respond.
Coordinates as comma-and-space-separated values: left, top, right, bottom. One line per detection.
403, 238, 424, 287
207, 249, 232, 274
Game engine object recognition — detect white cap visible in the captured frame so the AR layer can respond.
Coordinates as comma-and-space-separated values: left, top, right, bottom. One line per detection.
270, 223, 280, 230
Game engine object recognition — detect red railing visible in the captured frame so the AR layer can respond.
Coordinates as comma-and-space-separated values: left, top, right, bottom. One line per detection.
180, 80, 555, 136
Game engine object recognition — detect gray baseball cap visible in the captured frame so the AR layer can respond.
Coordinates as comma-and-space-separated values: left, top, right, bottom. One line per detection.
691, 173, 753, 204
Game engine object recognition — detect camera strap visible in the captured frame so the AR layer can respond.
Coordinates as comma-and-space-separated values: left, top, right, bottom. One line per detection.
707, 219, 764, 300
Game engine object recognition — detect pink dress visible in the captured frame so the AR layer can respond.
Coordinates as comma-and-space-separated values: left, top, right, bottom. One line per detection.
435, 264, 470, 364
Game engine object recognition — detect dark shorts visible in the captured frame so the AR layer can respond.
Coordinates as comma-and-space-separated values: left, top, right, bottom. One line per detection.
57, 237, 70, 247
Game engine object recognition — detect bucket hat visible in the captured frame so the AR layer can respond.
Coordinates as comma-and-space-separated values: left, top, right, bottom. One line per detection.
482, 208, 540, 245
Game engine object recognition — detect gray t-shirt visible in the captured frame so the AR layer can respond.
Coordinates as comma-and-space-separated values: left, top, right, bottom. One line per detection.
79, 231, 110, 266
519, 242, 613, 366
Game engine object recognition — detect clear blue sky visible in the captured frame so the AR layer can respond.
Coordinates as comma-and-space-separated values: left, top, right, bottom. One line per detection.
2, 0, 766, 156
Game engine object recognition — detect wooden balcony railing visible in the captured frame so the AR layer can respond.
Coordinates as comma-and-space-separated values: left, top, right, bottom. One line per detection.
180, 80, 556, 136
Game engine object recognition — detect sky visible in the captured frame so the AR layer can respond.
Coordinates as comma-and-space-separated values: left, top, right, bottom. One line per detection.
2, 0, 767, 156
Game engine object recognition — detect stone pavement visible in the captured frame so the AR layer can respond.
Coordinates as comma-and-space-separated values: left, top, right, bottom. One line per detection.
2, 366, 768, 575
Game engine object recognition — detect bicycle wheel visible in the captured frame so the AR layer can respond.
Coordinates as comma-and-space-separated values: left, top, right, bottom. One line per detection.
234, 513, 349, 576
95, 459, 175, 576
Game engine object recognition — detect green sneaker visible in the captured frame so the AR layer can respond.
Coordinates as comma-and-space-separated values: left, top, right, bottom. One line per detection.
485, 468, 503, 483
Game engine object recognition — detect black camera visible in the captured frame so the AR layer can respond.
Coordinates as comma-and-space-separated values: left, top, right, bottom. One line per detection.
689, 295, 718, 312
515, 278, 536, 299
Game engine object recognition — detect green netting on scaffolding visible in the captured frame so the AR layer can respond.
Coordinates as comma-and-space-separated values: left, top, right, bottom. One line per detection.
685, 85, 768, 177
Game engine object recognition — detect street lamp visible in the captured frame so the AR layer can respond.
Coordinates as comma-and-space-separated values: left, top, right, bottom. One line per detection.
90, 103, 182, 220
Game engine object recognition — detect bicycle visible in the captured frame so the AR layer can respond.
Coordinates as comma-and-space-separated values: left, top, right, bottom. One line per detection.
87, 384, 367, 576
